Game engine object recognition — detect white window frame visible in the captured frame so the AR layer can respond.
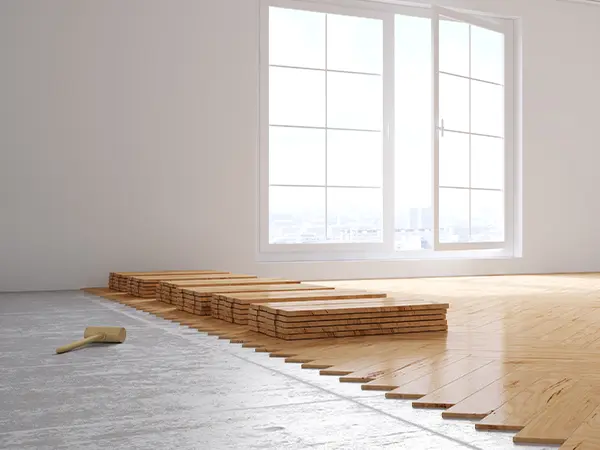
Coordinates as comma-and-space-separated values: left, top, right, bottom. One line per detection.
258, 0, 519, 262
259, 0, 395, 255
432, 5, 514, 252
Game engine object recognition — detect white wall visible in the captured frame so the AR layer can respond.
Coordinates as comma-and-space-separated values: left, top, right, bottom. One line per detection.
1, 0, 600, 291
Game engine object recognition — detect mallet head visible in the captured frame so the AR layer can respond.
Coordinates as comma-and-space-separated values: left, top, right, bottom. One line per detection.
84, 326, 127, 343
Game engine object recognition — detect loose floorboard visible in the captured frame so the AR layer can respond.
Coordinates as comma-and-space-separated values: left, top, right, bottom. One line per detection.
85, 273, 600, 447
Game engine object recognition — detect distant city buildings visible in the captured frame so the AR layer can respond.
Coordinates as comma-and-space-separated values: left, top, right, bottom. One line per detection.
270, 204, 501, 247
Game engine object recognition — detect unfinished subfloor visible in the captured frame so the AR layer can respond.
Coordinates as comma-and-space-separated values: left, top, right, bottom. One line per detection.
2, 276, 596, 449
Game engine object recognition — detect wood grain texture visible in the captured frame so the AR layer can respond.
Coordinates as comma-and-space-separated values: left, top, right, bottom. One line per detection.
412, 361, 510, 408
385, 358, 494, 399
441, 373, 539, 419
511, 383, 600, 445
559, 405, 600, 450
476, 377, 576, 431
362, 353, 469, 391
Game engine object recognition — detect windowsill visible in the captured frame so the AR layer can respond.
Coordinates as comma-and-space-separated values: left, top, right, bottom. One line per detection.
256, 248, 520, 263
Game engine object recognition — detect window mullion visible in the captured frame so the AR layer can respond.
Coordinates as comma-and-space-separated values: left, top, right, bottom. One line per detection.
383, 13, 395, 251
324, 13, 329, 242
432, 7, 441, 250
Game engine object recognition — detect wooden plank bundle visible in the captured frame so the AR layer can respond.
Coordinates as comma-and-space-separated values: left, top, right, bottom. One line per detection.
247, 298, 449, 340
213, 290, 388, 325
180, 283, 334, 315
128, 273, 256, 298
108, 270, 228, 292
157, 277, 301, 306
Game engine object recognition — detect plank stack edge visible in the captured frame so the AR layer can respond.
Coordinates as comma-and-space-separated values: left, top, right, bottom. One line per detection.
247, 298, 449, 340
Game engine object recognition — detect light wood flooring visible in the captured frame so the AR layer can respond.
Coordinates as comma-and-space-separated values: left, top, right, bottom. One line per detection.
85, 273, 600, 448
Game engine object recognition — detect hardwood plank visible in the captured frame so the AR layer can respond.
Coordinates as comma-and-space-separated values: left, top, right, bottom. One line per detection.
362, 353, 469, 391
476, 377, 576, 431
260, 298, 445, 310
559, 405, 600, 450
337, 352, 449, 382
179, 278, 302, 290
218, 290, 388, 305
184, 283, 331, 295
170, 283, 330, 310
258, 299, 448, 317
385, 358, 494, 399
254, 308, 446, 323
513, 383, 600, 445
130, 273, 256, 281
412, 362, 511, 409
442, 373, 540, 419
260, 319, 448, 335
321, 349, 434, 377
258, 324, 448, 340
256, 313, 447, 328
111, 270, 226, 276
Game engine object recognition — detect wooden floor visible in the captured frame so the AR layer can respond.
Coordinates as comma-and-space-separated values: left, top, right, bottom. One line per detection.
85, 274, 600, 448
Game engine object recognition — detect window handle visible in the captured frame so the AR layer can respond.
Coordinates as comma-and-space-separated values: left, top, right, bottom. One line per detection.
439, 118, 445, 137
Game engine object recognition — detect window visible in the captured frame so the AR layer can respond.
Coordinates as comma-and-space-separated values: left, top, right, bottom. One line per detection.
259, 0, 517, 260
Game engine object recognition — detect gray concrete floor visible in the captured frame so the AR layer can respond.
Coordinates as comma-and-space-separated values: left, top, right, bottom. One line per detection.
0, 291, 558, 449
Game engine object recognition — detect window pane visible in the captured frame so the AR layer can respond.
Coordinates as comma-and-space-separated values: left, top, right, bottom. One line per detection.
439, 131, 469, 188
396, 15, 431, 130
327, 14, 382, 74
471, 25, 504, 84
269, 127, 325, 186
269, 186, 325, 243
471, 135, 504, 190
269, 7, 325, 69
327, 130, 382, 187
395, 206, 434, 250
327, 72, 382, 130
395, 14, 433, 251
471, 80, 503, 137
439, 188, 469, 243
439, 73, 469, 133
270, 67, 325, 127
327, 187, 382, 242
439, 18, 469, 78
471, 189, 504, 242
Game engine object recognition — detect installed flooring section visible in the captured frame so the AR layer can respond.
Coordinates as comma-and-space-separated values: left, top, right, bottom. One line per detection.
87, 274, 600, 448
0, 289, 556, 450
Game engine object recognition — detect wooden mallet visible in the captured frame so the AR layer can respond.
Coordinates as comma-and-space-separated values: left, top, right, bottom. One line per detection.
56, 326, 127, 354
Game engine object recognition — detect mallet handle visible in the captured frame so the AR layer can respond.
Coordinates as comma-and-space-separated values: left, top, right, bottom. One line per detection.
56, 334, 104, 354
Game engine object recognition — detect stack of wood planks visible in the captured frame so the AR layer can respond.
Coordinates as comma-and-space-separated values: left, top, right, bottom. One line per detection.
108, 270, 228, 292
105, 269, 451, 341
247, 298, 449, 340
179, 282, 333, 316
212, 290, 388, 325
128, 273, 256, 298
157, 277, 302, 307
